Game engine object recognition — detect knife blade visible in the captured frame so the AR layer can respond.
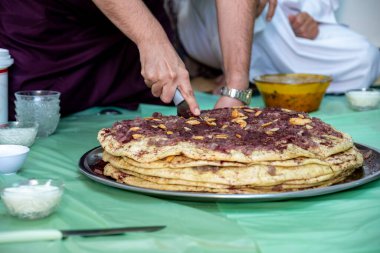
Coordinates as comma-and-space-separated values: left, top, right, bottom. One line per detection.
173, 89, 192, 118
0, 225, 165, 243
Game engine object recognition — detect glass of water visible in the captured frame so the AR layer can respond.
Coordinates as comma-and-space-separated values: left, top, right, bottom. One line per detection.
14, 90, 60, 137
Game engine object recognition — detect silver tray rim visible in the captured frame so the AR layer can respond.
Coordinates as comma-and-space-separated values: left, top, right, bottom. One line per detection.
78, 143, 380, 202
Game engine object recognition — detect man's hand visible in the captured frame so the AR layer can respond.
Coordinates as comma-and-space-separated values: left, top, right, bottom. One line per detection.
139, 42, 200, 116
214, 96, 244, 109
92, 0, 200, 116
256, 0, 277, 21
288, 12, 319, 39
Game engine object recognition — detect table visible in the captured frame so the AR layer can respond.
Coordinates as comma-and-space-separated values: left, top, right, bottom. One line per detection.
1, 92, 380, 253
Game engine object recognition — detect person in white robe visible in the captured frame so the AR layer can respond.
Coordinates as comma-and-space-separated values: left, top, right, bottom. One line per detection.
175, 0, 380, 93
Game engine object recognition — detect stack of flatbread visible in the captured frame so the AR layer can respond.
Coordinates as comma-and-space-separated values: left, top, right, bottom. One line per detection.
97, 107, 363, 194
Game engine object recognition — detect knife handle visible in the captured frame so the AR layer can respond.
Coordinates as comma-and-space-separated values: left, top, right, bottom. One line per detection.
0, 230, 63, 243
173, 89, 185, 106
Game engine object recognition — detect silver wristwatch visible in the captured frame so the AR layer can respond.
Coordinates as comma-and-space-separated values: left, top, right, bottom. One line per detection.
220, 86, 253, 105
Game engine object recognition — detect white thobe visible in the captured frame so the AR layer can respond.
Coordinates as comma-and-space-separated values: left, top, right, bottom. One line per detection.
176, 0, 380, 93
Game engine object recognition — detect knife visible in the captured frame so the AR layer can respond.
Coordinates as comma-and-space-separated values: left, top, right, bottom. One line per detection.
173, 89, 192, 118
0, 225, 165, 243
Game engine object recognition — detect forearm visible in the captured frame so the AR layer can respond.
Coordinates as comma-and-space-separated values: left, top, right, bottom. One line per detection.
92, 0, 170, 47
216, 0, 257, 90
93, 0, 200, 115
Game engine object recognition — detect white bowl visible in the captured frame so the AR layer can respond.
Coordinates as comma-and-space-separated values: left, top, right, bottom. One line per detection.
345, 88, 380, 111
0, 122, 38, 147
1, 179, 64, 219
0, 145, 30, 174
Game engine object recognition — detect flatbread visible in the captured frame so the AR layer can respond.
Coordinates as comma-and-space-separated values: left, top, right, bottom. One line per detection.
97, 107, 363, 194
102, 148, 362, 187
103, 164, 357, 193
103, 151, 333, 168
98, 107, 353, 163
115, 152, 247, 168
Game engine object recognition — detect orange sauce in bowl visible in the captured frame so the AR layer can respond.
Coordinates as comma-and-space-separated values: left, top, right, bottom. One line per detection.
254, 74, 332, 112
261, 91, 325, 112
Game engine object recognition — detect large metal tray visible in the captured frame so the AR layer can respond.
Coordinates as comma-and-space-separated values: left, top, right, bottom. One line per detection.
78, 143, 380, 202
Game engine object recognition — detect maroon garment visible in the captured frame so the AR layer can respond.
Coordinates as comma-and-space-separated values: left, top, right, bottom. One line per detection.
0, 0, 173, 119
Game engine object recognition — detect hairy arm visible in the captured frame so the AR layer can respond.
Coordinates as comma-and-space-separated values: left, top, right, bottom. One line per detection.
92, 0, 200, 115
92, 0, 165, 46
214, 0, 257, 108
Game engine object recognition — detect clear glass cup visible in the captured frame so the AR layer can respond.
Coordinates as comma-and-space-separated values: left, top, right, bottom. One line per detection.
14, 90, 61, 137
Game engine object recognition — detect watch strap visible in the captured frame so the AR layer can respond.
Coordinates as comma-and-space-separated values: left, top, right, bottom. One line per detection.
220, 86, 252, 105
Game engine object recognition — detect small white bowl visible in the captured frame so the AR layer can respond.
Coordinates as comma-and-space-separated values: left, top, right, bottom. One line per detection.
345, 88, 380, 111
0, 145, 30, 174
0, 121, 38, 147
1, 179, 64, 219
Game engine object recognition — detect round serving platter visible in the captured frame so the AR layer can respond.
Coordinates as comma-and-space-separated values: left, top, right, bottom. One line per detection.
78, 143, 380, 202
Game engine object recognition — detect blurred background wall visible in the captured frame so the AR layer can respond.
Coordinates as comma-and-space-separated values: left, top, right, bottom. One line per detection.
336, 0, 380, 47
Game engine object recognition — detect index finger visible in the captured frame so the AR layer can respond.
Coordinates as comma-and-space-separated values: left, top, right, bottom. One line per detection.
177, 76, 200, 116
266, 0, 277, 21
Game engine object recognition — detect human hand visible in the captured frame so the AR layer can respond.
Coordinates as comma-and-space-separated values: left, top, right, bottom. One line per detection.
288, 12, 319, 39
256, 0, 277, 21
214, 95, 245, 109
138, 42, 200, 116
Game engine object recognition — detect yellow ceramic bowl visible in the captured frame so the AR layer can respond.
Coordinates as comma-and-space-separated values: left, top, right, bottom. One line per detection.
254, 73, 332, 112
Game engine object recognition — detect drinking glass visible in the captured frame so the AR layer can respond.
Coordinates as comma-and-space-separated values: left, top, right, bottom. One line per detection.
14, 90, 60, 137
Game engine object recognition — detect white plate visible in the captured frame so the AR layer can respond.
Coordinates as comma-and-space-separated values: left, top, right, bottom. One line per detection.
78, 143, 380, 202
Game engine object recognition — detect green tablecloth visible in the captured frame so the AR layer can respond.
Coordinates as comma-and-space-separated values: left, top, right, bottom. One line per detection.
1, 92, 380, 253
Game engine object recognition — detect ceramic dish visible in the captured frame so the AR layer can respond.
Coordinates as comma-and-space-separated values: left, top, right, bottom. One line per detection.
345, 88, 380, 111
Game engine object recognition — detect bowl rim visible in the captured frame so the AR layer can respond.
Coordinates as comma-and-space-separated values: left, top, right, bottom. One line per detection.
0, 121, 39, 129
0, 144, 30, 157
15, 90, 61, 97
253, 73, 333, 85
1, 178, 64, 193
345, 88, 380, 94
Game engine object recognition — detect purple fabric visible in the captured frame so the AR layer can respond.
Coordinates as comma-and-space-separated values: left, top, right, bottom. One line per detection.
0, 0, 172, 119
